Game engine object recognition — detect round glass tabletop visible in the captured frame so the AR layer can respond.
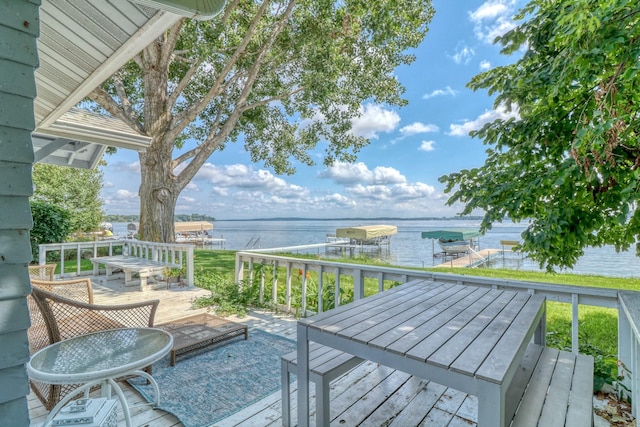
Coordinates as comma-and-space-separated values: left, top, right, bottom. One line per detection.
28, 328, 173, 384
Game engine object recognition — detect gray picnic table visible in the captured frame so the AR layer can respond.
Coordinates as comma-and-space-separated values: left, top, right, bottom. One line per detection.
296, 279, 546, 427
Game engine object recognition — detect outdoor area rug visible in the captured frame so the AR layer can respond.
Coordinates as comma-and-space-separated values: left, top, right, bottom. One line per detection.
128, 329, 296, 427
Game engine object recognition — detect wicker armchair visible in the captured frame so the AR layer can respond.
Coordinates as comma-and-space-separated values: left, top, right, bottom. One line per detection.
28, 281, 160, 410
28, 263, 57, 280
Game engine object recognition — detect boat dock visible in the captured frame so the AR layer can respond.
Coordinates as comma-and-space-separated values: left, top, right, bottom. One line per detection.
433, 240, 524, 268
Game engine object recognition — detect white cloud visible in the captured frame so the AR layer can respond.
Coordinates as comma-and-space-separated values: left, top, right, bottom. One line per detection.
479, 60, 492, 71
419, 140, 436, 152
469, 0, 518, 44
399, 122, 440, 136
448, 103, 519, 136
116, 189, 137, 198
422, 86, 458, 99
112, 160, 140, 174
451, 44, 475, 65
319, 162, 407, 186
350, 104, 401, 139
195, 163, 306, 197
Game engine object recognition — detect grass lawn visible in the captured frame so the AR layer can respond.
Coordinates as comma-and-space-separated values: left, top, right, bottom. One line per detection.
189, 250, 625, 354
53, 248, 626, 382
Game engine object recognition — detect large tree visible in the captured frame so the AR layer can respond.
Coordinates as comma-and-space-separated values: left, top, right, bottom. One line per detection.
90, 0, 434, 242
440, 0, 640, 270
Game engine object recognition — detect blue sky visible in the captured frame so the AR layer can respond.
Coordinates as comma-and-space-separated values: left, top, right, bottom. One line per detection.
101, 0, 526, 220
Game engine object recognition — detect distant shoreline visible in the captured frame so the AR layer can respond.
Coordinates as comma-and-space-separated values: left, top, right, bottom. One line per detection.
105, 215, 486, 222
214, 216, 486, 222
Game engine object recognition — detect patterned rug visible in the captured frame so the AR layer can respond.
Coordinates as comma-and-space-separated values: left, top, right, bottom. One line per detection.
128, 329, 296, 427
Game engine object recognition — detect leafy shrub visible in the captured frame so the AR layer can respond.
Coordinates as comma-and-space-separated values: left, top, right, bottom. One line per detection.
30, 201, 71, 263
192, 270, 263, 316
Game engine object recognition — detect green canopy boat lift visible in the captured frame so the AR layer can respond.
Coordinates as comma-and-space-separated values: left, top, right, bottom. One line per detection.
421, 229, 482, 261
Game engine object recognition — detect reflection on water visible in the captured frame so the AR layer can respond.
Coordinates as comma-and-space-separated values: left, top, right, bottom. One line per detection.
112, 219, 640, 278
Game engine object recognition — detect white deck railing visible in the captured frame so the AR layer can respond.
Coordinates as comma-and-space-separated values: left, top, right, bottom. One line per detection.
236, 249, 640, 406
38, 240, 195, 286
234, 251, 621, 352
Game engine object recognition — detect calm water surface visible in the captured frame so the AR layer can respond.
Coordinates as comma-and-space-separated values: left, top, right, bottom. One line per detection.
112, 219, 640, 278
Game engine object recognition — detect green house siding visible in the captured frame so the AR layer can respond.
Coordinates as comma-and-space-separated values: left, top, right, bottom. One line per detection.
0, 0, 41, 425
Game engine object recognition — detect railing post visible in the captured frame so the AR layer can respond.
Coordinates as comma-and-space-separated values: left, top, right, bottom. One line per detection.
248, 258, 255, 288
259, 262, 265, 304
618, 302, 637, 417
286, 263, 292, 313
335, 268, 341, 308
571, 293, 579, 354
301, 264, 308, 315
235, 253, 244, 283
318, 266, 324, 313
353, 268, 364, 300
60, 246, 65, 277
76, 243, 82, 275
272, 260, 278, 307
185, 245, 194, 287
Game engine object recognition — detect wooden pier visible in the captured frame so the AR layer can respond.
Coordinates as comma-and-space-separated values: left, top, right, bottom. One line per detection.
433, 248, 504, 268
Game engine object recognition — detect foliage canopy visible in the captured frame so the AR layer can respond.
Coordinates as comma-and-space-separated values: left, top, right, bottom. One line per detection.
31, 164, 104, 233
91, 0, 435, 242
440, 0, 640, 270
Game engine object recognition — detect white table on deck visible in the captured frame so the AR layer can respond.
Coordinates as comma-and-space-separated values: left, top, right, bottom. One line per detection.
27, 328, 173, 427
90, 255, 172, 287
296, 279, 546, 427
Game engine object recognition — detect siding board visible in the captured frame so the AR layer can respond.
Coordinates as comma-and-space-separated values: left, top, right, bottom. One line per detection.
0, 127, 35, 164
0, 0, 40, 37
0, 162, 33, 196
0, 330, 30, 369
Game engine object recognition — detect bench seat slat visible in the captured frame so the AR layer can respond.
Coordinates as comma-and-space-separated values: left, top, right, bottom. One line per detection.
565, 353, 595, 426
538, 350, 575, 426
510, 346, 594, 427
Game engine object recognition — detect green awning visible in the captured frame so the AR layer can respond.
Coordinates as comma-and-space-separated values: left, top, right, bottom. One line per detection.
421, 229, 481, 240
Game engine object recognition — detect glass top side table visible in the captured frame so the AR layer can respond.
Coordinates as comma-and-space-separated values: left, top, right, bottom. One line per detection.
28, 328, 173, 427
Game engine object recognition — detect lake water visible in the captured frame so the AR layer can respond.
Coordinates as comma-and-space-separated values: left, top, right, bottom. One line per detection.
111, 219, 640, 278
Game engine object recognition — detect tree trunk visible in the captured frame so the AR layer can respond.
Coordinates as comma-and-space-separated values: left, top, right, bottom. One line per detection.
138, 141, 178, 243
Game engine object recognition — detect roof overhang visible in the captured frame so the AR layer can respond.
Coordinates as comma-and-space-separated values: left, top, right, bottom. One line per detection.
35, 0, 225, 169
33, 108, 152, 169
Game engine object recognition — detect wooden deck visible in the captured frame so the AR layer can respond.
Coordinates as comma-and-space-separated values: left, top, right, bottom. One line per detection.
25, 276, 589, 427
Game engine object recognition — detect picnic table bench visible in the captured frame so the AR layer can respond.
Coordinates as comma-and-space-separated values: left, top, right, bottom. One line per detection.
90, 255, 180, 289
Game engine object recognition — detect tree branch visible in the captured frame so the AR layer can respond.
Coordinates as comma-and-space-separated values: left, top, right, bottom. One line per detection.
176, 0, 299, 185
171, 0, 271, 133
88, 87, 144, 134
217, 0, 240, 28
239, 87, 306, 113
160, 20, 185, 69
167, 58, 202, 111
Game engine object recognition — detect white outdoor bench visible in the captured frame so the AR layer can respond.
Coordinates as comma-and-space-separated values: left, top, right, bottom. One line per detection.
281, 343, 363, 427
510, 344, 594, 426
90, 255, 180, 289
